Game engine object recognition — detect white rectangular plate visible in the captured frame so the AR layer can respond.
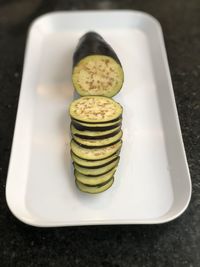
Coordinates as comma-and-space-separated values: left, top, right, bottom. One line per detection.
6, 11, 191, 226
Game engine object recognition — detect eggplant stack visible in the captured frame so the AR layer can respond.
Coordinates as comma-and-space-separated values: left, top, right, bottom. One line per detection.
69, 96, 123, 194
70, 32, 124, 194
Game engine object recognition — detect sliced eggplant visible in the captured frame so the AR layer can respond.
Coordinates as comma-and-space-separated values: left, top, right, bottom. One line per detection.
73, 114, 122, 124
71, 151, 120, 168
72, 119, 121, 131
71, 124, 121, 139
73, 130, 122, 147
76, 178, 114, 194
75, 167, 116, 185
74, 157, 119, 176
72, 32, 124, 97
71, 139, 122, 160
72, 118, 121, 128
69, 96, 123, 123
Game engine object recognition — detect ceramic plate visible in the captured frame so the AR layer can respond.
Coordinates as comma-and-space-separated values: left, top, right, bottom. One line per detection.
6, 11, 191, 226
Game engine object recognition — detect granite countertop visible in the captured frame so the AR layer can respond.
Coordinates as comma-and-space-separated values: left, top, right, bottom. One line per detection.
0, 0, 199, 266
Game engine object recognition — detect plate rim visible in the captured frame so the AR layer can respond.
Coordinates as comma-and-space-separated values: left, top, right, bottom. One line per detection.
6, 10, 192, 227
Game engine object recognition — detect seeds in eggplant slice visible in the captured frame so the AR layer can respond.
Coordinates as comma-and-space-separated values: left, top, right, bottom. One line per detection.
71, 139, 122, 160
71, 151, 120, 167
74, 157, 119, 176
72, 56, 124, 97
72, 32, 124, 97
69, 96, 123, 123
75, 167, 116, 185
75, 178, 114, 194
72, 130, 122, 147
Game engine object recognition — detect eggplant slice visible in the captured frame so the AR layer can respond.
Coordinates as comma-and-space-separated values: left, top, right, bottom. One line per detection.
71, 124, 121, 139
72, 118, 122, 132
72, 32, 124, 97
74, 157, 119, 176
76, 178, 114, 194
71, 151, 120, 168
75, 167, 116, 185
69, 96, 123, 123
73, 130, 122, 147
71, 139, 122, 160
72, 114, 122, 124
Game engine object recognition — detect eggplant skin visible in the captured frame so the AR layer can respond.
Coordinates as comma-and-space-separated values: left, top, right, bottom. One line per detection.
72, 32, 124, 97
70, 114, 122, 124
75, 178, 114, 193
71, 118, 122, 128
69, 96, 123, 123
72, 120, 122, 131
73, 32, 122, 67
77, 178, 114, 188
71, 124, 121, 139
72, 130, 123, 148
73, 157, 119, 176
73, 155, 120, 169
73, 138, 120, 149
70, 139, 122, 161
72, 128, 121, 140
71, 150, 120, 167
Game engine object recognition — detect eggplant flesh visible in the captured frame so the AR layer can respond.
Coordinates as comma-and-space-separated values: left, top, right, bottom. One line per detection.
72, 118, 121, 128
75, 167, 116, 185
72, 120, 121, 131
75, 178, 114, 194
71, 151, 120, 168
72, 130, 122, 147
71, 114, 122, 124
71, 124, 121, 140
70, 32, 124, 192
70, 139, 122, 160
72, 32, 124, 97
69, 96, 123, 123
74, 157, 119, 176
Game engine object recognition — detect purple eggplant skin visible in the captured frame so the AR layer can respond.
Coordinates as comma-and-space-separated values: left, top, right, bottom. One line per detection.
72, 138, 121, 149
71, 120, 122, 132
70, 114, 122, 124
73, 31, 122, 67
73, 156, 120, 169
72, 128, 121, 140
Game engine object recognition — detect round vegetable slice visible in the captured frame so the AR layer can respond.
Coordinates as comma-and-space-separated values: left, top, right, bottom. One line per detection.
74, 157, 119, 176
72, 114, 122, 124
72, 118, 121, 128
71, 151, 120, 168
71, 139, 122, 160
75, 167, 116, 185
69, 96, 123, 123
72, 119, 121, 131
71, 124, 121, 139
76, 178, 114, 194
72, 130, 122, 147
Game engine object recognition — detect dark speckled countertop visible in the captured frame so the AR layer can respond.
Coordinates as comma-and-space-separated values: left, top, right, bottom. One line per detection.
0, 1, 199, 266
